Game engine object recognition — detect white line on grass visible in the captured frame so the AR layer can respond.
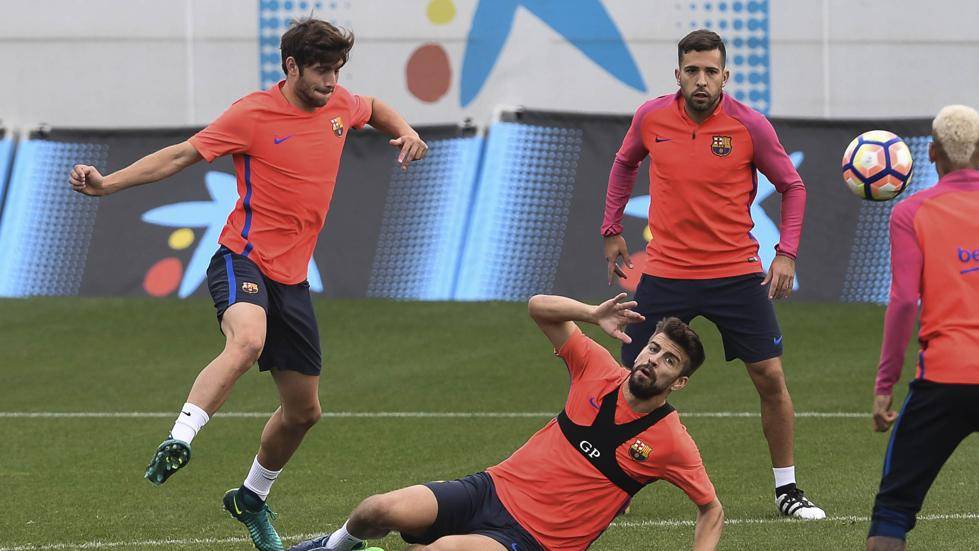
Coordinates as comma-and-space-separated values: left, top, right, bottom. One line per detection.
612, 512, 979, 528
0, 411, 868, 419
2, 514, 976, 550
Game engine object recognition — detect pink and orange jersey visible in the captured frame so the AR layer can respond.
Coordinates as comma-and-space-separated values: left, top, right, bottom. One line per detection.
486, 329, 715, 551
189, 81, 372, 284
603, 92, 806, 279
876, 169, 979, 394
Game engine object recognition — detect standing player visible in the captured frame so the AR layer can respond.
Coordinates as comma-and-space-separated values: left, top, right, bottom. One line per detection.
867, 105, 979, 551
601, 29, 823, 518
290, 293, 723, 551
68, 18, 427, 551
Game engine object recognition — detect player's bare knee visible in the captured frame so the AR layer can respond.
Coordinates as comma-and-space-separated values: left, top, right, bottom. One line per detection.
352, 493, 394, 527
226, 332, 264, 365
284, 401, 321, 429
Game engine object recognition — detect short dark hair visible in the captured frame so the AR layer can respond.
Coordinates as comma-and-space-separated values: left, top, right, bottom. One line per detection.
653, 317, 706, 377
677, 29, 726, 67
280, 17, 355, 75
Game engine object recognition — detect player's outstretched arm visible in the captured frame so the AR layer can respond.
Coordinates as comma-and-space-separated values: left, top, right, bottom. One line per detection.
692, 498, 723, 551
68, 141, 202, 197
365, 96, 428, 171
528, 293, 645, 350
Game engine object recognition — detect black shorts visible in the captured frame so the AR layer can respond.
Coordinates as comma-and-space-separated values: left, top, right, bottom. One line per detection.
205, 246, 322, 376
401, 472, 544, 551
622, 272, 783, 366
869, 380, 979, 540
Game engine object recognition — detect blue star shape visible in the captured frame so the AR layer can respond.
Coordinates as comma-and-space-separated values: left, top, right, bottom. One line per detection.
141, 171, 323, 298
461, 0, 646, 106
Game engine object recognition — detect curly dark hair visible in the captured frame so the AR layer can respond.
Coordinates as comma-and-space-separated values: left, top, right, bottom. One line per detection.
280, 17, 355, 75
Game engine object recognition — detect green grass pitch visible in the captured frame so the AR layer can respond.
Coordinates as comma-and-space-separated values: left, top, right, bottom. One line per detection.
2, 299, 976, 550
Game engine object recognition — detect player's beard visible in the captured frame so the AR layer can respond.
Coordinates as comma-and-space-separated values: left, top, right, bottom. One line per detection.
297, 78, 331, 109
628, 363, 670, 400
684, 88, 719, 113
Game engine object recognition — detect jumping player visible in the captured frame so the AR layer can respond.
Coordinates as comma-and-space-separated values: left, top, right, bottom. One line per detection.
68, 18, 428, 551
290, 293, 723, 551
867, 104, 979, 550
601, 29, 823, 518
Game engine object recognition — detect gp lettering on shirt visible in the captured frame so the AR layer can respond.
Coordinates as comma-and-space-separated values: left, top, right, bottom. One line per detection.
579, 440, 601, 458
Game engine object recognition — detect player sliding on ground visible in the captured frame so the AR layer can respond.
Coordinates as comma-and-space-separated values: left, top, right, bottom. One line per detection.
866, 105, 979, 551
68, 17, 427, 551
290, 294, 723, 551
601, 29, 823, 519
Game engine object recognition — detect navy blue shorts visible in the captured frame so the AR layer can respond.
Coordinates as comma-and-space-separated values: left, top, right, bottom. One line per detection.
205, 246, 322, 376
401, 472, 543, 551
622, 272, 783, 366
869, 380, 979, 540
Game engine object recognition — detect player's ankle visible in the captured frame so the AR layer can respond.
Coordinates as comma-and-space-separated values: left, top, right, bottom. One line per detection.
237, 485, 266, 512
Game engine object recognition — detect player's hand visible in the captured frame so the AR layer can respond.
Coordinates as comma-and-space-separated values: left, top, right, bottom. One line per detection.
389, 133, 428, 171
68, 165, 110, 196
592, 293, 645, 344
603, 234, 632, 285
762, 255, 795, 300
872, 393, 898, 432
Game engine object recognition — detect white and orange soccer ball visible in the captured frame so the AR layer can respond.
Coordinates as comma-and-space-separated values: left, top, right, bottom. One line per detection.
841, 130, 914, 201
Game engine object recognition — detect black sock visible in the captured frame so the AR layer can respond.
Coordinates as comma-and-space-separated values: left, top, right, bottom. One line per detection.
775, 482, 797, 497
238, 485, 265, 511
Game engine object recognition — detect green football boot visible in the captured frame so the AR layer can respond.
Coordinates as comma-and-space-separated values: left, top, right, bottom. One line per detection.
143, 437, 191, 486
223, 488, 285, 551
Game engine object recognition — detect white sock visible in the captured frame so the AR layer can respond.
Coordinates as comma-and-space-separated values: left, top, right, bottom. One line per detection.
325, 521, 363, 551
773, 466, 796, 489
243, 456, 281, 501
170, 402, 209, 444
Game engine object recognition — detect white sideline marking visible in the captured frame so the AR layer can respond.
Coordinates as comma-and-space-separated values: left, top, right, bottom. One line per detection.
2, 514, 977, 550
0, 411, 868, 419
612, 512, 979, 528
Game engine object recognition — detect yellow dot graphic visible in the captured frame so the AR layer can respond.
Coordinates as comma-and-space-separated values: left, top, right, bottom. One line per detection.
168, 228, 195, 250
426, 0, 456, 25
643, 226, 653, 242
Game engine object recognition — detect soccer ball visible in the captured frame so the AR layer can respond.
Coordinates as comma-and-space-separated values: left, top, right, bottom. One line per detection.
841, 130, 914, 201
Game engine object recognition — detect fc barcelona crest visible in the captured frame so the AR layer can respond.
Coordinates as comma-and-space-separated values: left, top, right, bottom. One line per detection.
629, 439, 652, 462
711, 135, 733, 157
331, 116, 344, 137
241, 282, 259, 294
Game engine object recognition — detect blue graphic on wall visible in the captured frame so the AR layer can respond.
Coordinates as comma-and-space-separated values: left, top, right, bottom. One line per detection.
841, 136, 939, 304
455, 122, 582, 300
368, 136, 484, 300
0, 140, 105, 297
686, 0, 771, 114
461, 0, 646, 106
142, 171, 323, 298
624, 151, 803, 290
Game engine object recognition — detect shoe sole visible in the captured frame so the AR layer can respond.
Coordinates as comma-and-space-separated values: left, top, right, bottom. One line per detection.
144, 442, 190, 486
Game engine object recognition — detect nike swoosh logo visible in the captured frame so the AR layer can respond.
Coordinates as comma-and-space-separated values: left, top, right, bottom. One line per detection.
774, 336, 783, 345
655, 137, 672, 142
511, 544, 520, 551
233, 495, 243, 515
273, 135, 293, 144
181, 411, 191, 417
588, 397, 600, 410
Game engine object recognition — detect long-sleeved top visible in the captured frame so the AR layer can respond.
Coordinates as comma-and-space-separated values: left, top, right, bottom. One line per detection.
875, 168, 979, 395
602, 91, 806, 279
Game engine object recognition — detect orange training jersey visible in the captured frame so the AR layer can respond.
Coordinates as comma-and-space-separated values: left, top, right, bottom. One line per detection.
486, 329, 716, 551
876, 169, 979, 393
603, 92, 806, 279
189, 81, 372, 284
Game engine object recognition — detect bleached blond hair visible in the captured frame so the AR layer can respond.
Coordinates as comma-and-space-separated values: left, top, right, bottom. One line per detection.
932, 105, 979, 168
